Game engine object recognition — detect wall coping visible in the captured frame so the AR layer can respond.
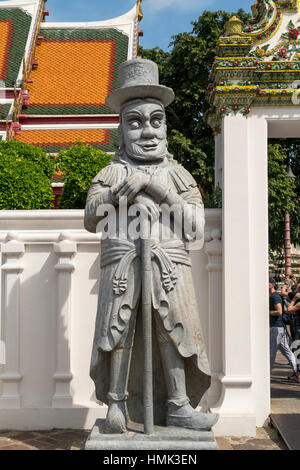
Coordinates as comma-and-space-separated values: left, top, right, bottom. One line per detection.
0, 209, 222, 243
0, 208, 222, 221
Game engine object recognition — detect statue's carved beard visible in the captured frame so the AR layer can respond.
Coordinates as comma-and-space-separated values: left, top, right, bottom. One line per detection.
126, 143, 167, 163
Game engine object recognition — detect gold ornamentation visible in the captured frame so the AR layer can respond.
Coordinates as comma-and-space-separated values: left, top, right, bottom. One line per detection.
225, 16, 244, 37
137, 0, 143, 23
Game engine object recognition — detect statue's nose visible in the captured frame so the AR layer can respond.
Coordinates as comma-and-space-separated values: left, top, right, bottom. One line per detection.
141, 122, 155, 138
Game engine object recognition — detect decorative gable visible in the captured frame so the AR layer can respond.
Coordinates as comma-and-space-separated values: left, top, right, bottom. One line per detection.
207, 0, 300, 133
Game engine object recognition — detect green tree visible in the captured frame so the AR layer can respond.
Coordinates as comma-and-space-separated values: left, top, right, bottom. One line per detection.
0, 141, 53, 209
140, 9, 251, 197
0, 140, 54, 178
56, 143, 111, 209
140, 9, 300, 251
268, 143, 300, 251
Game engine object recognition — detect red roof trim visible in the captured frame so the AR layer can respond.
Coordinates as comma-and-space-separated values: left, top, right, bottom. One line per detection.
19, 116, 119, 125
0, 90, 14, 99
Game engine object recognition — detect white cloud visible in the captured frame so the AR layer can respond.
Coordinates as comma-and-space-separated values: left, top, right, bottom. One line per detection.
143, 0, 213, 13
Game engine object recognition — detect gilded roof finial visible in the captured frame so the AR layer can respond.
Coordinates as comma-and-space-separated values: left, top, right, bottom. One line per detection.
225, 16, 244, 37
251, 0, 268, 25
137, 0, 143, 23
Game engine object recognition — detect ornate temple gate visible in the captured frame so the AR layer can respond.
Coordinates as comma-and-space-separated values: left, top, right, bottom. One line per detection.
207, 0, 300, 436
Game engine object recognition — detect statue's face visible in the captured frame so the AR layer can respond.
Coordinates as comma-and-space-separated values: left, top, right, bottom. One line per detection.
121, 100, 167, 161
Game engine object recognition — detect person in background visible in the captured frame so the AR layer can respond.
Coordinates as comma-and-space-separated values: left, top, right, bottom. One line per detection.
287, 285, 300, 383
281, 276, 294, 341
269, 277, 297, 380
282, 275, 298, 301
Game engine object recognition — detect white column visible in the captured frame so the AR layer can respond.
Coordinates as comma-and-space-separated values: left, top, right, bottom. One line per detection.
214, 133, 223, 189
212, 113, 269, 436
0, 237, 24, 408
204, 228, 222, 409
52, 235, 76, 408
248, 113, 270, 427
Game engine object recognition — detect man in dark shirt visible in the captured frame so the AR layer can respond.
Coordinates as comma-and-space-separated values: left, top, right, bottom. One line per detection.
269, 277, 297, 376
287, 289, 300, 383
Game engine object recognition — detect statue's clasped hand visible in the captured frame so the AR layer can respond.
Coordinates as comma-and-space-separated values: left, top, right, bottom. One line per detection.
112, 174, 160, 222
113, 173, 151, 203
134, 193, 160, 222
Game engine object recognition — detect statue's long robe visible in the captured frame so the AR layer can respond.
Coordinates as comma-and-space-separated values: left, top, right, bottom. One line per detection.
84, 154, 211, 425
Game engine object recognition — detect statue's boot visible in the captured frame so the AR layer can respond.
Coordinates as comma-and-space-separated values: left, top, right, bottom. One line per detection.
105, 396, 127, 434
159, 341, 218, 431
105, 347, 131, 434
167, 402, 219, 431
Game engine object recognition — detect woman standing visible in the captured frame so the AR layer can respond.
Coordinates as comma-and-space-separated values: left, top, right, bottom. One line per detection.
287, 285, 300, 383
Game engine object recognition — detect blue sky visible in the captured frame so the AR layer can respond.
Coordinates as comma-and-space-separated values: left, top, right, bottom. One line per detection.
46, 0, 252, 50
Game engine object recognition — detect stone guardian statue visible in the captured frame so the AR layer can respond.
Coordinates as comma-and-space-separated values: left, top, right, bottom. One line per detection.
84, 59, 218, 436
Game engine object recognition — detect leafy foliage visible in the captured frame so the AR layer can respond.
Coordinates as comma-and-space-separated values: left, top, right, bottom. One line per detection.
0, 151, 53, 210
140, 9, 250, 197
202, 185, 222, 209
268, 143, 300, 250
56, 143, 111, 209
290, 140, 300, 179
140, 10, 300, 251
0, 140, 54, 179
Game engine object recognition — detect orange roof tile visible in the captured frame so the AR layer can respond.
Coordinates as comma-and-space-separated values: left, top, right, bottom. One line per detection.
27, 40, 116, 107
15, 128, 110, 147
0, 20, 13, 80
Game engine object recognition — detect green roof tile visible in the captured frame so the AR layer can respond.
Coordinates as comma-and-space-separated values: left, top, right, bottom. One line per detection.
0, 103, 11, 120
0, 8, 32, 88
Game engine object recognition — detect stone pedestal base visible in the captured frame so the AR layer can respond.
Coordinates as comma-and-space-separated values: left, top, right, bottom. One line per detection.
85, 419, 218, 450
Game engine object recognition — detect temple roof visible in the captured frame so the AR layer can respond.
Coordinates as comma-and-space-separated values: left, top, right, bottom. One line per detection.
0, 0, 140, 151
24, 27, 129, 115
0, 0, 45, 91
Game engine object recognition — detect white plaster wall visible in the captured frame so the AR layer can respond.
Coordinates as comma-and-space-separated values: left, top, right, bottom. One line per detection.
20, 245, 56, 408
0, 209, 222, 431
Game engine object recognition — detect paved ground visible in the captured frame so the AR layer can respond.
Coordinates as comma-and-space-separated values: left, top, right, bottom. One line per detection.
0, 426, 287, 451
271, 351, 300, 414
0, 351, 296, 451
269, 350, 300, 449
216, 349, 298, 450
216, 427, 287, 450
0, 429, 90, 450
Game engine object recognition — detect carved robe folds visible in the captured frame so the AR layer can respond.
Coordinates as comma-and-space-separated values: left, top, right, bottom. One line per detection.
84, 154, 211, 425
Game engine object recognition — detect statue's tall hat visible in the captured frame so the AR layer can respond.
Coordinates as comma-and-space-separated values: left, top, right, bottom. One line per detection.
106, 58, 175, 113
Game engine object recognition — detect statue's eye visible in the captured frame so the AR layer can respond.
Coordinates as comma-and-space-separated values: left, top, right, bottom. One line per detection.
129, 120, 140, 129
151, 119, 162, 128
